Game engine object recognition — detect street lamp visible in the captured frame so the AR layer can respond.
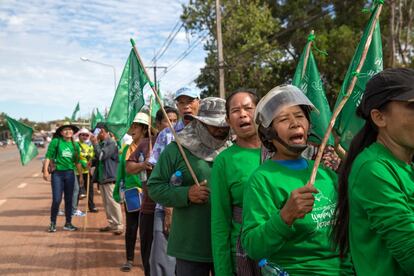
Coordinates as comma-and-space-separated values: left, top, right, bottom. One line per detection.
80, 57, 117, 91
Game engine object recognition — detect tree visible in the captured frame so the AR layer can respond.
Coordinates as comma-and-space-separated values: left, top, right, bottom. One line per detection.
181, 0, 414, 104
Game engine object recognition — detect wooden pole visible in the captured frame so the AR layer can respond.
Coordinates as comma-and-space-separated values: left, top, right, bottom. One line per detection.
148, 96, 153, 153
130, 39, 200, 186
307, 4, 383, 187
216, 0, 225, 99
83, 171, 90, 231
301, 30, 314, 80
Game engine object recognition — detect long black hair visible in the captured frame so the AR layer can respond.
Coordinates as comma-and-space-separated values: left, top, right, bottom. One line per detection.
332, 105, 386, 256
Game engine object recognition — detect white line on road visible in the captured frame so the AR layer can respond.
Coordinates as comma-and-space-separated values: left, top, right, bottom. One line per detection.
32, 173, 40, 177
0, 199, 6, 207
17, 183, 27, 189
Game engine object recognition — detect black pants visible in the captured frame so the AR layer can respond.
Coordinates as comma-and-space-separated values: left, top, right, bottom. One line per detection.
176, 259, 214, 276
139, 212, 154, 276
125, 206, 140, 262
76, 173, 95, 210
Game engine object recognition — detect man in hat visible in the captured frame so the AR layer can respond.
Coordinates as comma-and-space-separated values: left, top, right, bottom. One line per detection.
90, 122, 123, 235
148, 97, 231, 276
148, 86, 200, 276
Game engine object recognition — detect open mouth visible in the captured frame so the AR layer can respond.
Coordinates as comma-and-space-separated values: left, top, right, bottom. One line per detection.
289, 133, 305, 144
239, 121, 251, 129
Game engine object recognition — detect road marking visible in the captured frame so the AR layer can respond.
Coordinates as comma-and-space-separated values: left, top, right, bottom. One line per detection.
17, 183, 27, 189
0, 200, 6, 207
32, 173, 40, 177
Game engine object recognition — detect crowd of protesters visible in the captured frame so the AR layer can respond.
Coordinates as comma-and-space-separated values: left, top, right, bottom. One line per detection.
42, 68, 414, 276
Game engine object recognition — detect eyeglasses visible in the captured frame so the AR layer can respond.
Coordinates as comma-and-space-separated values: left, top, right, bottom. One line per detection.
79, 133, 89, 137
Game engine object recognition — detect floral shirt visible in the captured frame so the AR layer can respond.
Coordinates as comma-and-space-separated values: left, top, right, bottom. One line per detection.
149, 120, 185, 165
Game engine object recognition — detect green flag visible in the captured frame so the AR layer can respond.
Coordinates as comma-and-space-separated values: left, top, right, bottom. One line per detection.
71, 102, 80, 121
6, 116, 39, 165
292, 35, 333, 145
91, 108, 105, 130
96, 108, 105, 122
90, 110, 96, 130
334, 4, 383, 150
106, 49, 149, 139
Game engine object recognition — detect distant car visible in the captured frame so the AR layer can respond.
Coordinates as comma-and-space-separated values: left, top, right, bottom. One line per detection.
33, 137, 45, 148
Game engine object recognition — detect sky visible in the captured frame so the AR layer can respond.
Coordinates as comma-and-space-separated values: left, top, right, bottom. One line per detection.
0, 0, 207, 122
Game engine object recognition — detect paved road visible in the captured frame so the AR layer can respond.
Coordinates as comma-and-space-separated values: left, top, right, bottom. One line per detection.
0, 146, 144, 275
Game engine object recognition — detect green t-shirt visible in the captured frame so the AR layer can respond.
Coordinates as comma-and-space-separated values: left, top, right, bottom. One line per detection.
242, 159, 352, 275
147, 142, 213, 262
113, 145, 142, 203
211, 144, 261, 276
46, 138, 80, 171
348, 142, 414, 275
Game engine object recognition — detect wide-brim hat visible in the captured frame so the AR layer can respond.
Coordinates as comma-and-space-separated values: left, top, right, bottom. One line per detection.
184, 97, 228, 128
55, 122, 79, 137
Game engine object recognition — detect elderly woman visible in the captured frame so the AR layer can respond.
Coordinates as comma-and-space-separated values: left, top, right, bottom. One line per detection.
333, 68, 414, 275
43, 123, 82, 232
210, 89, 261, 275
242, 85, 352, 275
113, 112, 152, 273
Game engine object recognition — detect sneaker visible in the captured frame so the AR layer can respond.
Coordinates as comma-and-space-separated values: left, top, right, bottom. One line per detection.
63, 223, 78, 231
79, 194, 87, 199
48, 223, 56, 233
99, 226, 114, 232
113, 229, 124, 235
72, 210, 86, 217
120, 260, 133, 272
58, 210, 65, 216
89, 208, 99, 213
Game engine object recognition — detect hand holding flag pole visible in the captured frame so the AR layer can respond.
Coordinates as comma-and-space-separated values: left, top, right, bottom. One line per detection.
307, 3, 383, 187
130, 39, 200, 186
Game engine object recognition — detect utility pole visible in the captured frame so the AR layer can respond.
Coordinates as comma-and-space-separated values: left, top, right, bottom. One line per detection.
216, 0, 225, 99
146, 63, 167, 93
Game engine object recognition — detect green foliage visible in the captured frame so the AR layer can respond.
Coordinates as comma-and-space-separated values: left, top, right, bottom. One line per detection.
181, 0, 414, 104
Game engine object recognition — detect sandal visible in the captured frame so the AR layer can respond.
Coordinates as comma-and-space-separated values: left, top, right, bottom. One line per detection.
120, 261, 133, 272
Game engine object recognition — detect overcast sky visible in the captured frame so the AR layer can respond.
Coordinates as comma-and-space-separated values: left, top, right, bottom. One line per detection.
0, 0, 206, 122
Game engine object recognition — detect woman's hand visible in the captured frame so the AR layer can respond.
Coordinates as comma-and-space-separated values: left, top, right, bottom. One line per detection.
280, 185, 319, 226
43, 171, 50, 181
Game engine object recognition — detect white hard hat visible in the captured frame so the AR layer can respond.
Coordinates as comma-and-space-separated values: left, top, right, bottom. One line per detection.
254, 84, 317, 128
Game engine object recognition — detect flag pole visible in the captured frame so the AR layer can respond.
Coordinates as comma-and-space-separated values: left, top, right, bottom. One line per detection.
130, 38, 200, 186
307, 4, 383, 187
301, 30, 314, 80
83, 171, 90, 231
148, 96, 153, 153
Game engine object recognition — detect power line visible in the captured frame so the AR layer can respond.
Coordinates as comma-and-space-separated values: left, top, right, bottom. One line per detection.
158, 32, 209, 80
152, 21, 184, 63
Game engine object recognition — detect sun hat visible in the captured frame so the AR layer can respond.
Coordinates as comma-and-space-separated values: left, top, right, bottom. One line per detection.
132, 112, 150, 126
184, 97, 228, 128
77, 128, 91, 136
55, 122, 79, 137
